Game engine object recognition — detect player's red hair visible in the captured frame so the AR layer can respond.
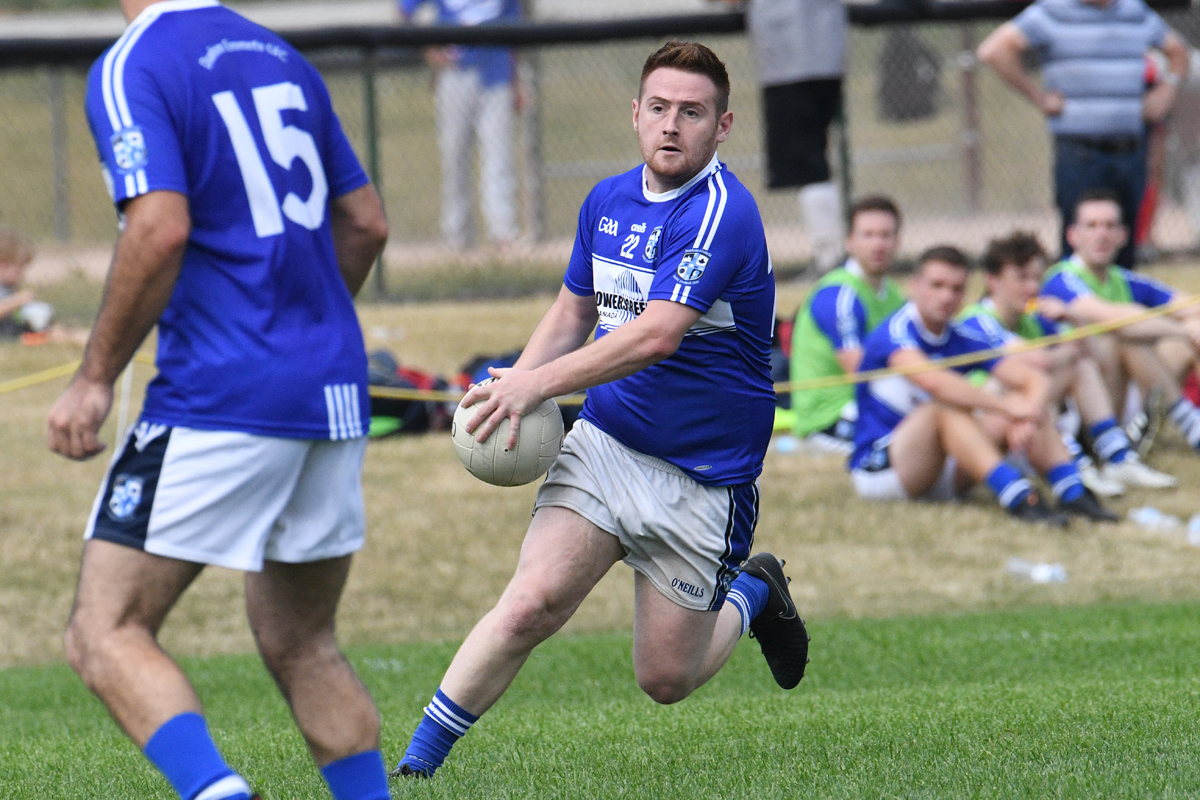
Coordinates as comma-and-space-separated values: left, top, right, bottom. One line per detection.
639, 41, 731, 114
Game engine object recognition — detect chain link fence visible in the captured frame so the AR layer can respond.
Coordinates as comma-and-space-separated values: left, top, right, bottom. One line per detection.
2, 11, 1198, 296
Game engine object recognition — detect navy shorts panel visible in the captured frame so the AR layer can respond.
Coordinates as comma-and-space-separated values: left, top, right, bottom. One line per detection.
711, 482, 760, 611
89, 426, 173, 551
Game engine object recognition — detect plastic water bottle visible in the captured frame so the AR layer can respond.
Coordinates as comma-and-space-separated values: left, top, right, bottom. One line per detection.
775, 435, 799, 455
1006, 558, 1068, 584
1187, 514, 1200, 547
1127, 506, 1182, 532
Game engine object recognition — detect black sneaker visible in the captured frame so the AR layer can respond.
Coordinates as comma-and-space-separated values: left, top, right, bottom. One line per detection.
1059, 487, 1119, 523
1006, 492, 1069, 528
738, 553, 809, 690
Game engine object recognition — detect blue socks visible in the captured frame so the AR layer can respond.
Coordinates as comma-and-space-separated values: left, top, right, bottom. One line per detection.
985, 462, 1032, 509
398, 688, 479, 777
143, 713, 250, 800
1047, 462, 1085, 503
1089, 418, 1133, 464
321, 750, 390, 800
726, 571, 770, 636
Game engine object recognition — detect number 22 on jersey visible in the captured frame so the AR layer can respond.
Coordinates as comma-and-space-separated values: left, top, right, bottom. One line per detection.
213, 81, 328, 238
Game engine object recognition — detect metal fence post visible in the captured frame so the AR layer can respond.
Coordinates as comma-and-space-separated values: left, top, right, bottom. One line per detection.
958, 24, 982, 212
518, 50, 545, 243
362, 47, 386, 297
48, 67, 70, 242
836, 93, 852, 225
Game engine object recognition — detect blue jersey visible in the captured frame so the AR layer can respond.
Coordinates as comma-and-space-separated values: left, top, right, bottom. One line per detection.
399, 0, 519, 86
850, 303, 1000, 470
564, 155, 776, 486
1041, 258, 1175, 308
85, 0, 371, 440
809, 284, 868, 351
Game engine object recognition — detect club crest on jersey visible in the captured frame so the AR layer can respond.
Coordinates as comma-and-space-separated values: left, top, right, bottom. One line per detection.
644, 226, 662, 263
675, 248, 710, 285
107, 474, 144, 521
110, 127, 148, 173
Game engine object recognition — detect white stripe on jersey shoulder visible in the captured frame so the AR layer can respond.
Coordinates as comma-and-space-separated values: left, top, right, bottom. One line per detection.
889, 303, 915, 339
691, 176, 718, 249
701, 170, 729, 250
641, 151, 721, 203
836, 284, 856, 320
105, 0, 220, 132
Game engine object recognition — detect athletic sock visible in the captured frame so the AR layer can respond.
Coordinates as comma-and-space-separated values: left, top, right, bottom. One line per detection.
143, 713, 250, 800
985, 462, 1032, 510
726, 572, 770, 637
1089, 418, 1133, 464
320, 750, 390, 800
1047, 462, 1085, 503
398, 688, 479, 777
1168, 398, 1200, 447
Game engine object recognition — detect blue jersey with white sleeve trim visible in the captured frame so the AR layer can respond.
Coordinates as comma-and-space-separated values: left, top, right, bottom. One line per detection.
809, 284, 869, 351
563, 154, 776, 486
84, 0, 371, 440
850, 303, 1000, 470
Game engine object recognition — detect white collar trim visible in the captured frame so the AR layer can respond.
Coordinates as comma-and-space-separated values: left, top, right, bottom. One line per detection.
904, 302, 951, 346
130, 0, 219, 27
642, 152, 720, 203
844, 259, 890, 300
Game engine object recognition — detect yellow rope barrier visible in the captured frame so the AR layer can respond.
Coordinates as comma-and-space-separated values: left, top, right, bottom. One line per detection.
4, 293, 1198, 403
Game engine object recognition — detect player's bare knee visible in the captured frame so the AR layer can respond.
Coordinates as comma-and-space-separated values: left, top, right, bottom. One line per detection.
495, 592, 564, 645
636, 670, 695, 705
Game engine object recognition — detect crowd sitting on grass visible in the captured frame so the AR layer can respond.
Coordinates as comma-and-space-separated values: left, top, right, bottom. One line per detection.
781, 188, 1200, 526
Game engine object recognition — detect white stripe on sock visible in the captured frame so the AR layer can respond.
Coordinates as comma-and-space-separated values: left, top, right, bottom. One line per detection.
425, 701, 469, 737
726, 589, 753, 637
428, 696, 475, 733
998, 478, 1032, 509
194, 775, 251, 800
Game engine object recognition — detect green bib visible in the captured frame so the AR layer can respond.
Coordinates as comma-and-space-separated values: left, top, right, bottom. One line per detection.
957, 299, 1048, 342
1043, 258, 1133, 304
789, 267, 906, 436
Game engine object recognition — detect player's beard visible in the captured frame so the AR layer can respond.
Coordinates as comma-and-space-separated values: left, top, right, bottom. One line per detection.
644, 139, 716, 189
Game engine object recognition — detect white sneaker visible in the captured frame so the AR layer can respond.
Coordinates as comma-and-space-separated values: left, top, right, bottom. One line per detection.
802, 432, 854, 456
1079, 460, 1125, 497
1102, 454, 1178, 489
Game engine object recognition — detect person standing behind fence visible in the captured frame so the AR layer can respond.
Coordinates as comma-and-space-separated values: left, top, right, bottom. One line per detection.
715, 0, 848, 272
46, 1, 390, 799
401, 0, 521, 249
977, 0, 1189, 268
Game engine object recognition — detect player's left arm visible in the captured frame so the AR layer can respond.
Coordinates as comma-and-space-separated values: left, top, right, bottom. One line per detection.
47, 191, 190, 460
330, 184, 388, 297
1145, 30, 1190, 124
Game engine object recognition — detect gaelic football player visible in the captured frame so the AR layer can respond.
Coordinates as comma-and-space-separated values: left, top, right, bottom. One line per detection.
850, 246, 1117, 525
392, 41, 807, 778
47, 1, 390, 798
1039, 188, 1200, 453
789, 195, 906, 453
958, 231, 1175, 492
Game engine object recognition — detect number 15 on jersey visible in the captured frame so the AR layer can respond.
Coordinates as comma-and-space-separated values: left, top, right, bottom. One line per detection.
213, 81, 328, 238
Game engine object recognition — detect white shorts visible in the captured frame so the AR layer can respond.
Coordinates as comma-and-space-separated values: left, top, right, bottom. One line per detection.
534, 420, 758, 612
852, 457, 959, 502
85, 421, 367, 572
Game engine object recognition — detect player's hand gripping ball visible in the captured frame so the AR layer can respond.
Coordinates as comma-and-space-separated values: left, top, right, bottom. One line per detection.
452, 378, 565, 486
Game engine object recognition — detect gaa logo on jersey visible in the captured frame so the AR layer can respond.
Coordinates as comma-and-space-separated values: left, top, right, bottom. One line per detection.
644, 226, 662, 262
110, 127, 148, 173
675, 248, 710, 285
107, 474, 144, 521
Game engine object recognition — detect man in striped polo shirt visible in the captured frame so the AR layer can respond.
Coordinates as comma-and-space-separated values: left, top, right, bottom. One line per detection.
977, 0, 1189, 267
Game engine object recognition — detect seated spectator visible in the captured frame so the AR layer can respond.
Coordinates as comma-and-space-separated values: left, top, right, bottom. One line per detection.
850, 245, 1116, 526
0, 227, 88, 346
958, 231, 1175, 493
789, 195, 907, 454
1040, 188, 1200, 454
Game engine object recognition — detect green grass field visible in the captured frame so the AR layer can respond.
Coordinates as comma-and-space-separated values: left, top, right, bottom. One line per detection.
4, 601, 1200, 799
